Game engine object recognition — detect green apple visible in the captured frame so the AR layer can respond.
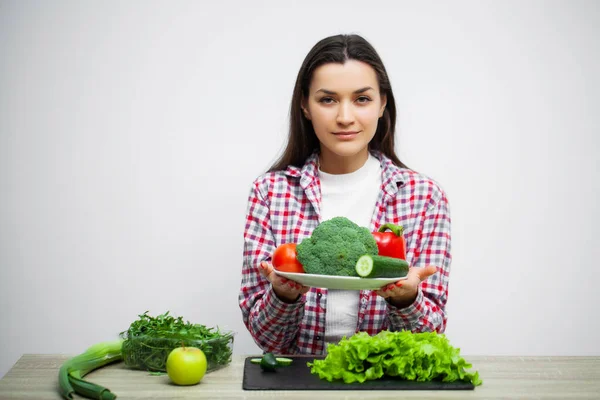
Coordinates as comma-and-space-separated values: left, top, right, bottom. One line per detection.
166, 346, 208, 385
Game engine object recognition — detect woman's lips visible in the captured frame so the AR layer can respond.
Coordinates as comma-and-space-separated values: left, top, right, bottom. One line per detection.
333, 131, 359, 140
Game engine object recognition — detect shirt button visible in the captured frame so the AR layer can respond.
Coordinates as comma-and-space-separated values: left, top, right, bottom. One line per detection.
316, 336, 321, 341
317, 293, 322, 298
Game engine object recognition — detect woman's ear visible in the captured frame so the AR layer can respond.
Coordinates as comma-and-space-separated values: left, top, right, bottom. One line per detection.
379, 94, 387, 118
301, 99, 311, 120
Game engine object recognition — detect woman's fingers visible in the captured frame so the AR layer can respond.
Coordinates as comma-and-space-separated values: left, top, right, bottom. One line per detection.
260, 261, 309, 298
416, 265, 438, 281
299, 285, 310, 294
405, 265, 437, 283
259, 261, 272, 279
273, 279, 308, 302
374, 265, 438, 299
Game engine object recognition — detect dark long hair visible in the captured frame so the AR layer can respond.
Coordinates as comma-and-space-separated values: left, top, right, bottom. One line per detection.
269, 34, 408, 172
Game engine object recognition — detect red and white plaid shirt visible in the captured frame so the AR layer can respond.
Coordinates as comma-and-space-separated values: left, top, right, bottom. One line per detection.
239, 151, 451, 354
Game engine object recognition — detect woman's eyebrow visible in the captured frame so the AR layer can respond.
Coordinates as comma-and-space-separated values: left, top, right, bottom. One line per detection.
315, 86, 374, 95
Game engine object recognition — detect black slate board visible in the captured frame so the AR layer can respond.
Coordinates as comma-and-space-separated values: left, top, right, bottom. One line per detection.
242, 356, 475, 391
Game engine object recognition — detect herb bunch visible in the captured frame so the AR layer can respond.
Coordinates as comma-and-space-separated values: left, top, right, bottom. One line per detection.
120, 311, 234, 372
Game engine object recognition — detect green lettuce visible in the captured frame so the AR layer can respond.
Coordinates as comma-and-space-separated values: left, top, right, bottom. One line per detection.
308, 331, 482, 386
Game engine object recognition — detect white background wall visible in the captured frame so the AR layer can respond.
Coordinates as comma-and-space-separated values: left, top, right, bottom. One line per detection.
1, 0, 599, 379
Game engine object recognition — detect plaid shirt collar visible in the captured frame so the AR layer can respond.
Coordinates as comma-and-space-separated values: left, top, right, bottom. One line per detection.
283, 150, 407, 199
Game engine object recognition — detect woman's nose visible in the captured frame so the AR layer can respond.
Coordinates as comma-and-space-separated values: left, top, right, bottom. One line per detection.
336, 102, 354, 125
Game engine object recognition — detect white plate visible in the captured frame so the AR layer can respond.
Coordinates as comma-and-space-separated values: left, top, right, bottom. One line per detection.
273, 270, 408, 290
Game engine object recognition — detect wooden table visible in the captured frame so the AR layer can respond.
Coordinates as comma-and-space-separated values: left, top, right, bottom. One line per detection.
1, 354, 599, 399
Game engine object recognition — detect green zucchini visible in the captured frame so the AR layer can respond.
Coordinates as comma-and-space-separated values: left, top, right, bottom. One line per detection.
355, 254, 409, 278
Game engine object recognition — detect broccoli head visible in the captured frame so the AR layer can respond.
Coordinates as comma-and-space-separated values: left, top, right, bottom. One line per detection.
296, 216, 378, 276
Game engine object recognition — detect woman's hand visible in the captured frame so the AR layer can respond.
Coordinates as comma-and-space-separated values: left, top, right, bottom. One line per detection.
374, 265, 438, 308
259, 261, 310, 303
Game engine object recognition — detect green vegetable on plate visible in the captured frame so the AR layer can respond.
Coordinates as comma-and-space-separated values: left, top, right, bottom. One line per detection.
355, 254, 409, 278
297, 216, 378, 277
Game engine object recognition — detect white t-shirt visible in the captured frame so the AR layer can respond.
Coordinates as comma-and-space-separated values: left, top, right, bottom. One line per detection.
318, 154, 382, 344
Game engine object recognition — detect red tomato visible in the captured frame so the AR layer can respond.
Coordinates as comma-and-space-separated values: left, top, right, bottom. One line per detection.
272, 243, 305, 273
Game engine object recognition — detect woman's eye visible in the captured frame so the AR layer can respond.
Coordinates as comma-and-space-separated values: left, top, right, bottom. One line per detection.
319, 97, 335, 104
356, 96, 372, 103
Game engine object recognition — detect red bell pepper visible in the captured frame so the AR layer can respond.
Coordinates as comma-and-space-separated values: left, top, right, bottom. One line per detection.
372, 223, 406, 260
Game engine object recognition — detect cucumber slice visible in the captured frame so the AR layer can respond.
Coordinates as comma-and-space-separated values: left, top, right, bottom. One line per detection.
275, 357, 293, 366
250, 356, 293, 367
355, 255, 375, 277
355, 254, 409, 278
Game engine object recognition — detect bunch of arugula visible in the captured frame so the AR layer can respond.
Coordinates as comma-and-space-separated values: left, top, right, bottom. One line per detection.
308, 330, 482, 386
119, 311, 233, 372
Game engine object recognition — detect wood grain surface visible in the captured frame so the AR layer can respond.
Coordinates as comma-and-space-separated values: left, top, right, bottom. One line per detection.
1, 354, 599, 399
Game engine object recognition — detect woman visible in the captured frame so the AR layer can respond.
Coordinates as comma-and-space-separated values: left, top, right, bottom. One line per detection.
239, 34, 450, 355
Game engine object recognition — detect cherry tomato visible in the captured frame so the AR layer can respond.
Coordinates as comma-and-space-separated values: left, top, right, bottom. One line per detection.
272, 243, 305, 273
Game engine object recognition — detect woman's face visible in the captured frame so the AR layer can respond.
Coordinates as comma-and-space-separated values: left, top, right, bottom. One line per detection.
303, 60, 386, 172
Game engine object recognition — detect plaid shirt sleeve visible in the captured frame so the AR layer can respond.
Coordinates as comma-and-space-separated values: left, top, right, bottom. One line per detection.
387, 186, 451, 333
238, 180, 306, 353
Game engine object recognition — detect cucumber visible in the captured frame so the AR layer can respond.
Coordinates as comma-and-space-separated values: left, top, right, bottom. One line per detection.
250, 354, 294, 371
274, 357, 293, 366
355, 254, 409, 278
259, 352, 278, 371
250, 357, 293, 365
